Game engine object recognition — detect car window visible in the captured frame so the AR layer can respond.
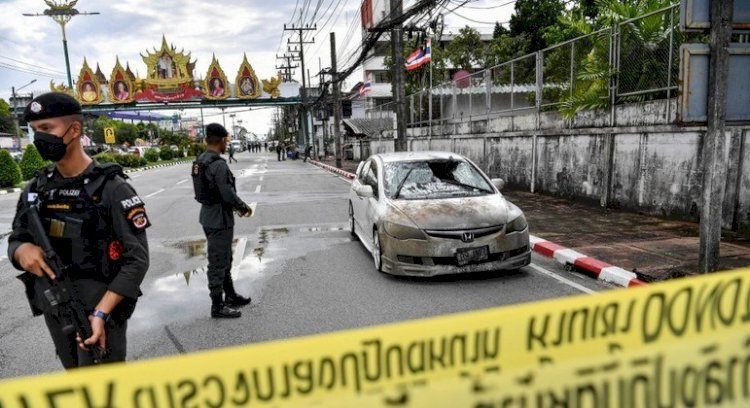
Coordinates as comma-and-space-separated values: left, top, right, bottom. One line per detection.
358, 160, 371, 182
367, 161, 379, 198
384, 159, 493, 200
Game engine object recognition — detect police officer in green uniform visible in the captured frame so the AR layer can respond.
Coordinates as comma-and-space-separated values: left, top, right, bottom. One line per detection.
8, 92, 150, 368
193, 123, 252, 318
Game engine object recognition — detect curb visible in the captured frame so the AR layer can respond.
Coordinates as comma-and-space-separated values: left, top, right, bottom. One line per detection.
530, 236, 646, 287
123, 160, 191, 174
0, 187, 22, 195
309, 161, 645, 288
310, 160, 356, 180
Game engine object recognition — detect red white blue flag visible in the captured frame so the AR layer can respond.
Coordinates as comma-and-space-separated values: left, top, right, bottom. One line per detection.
405, 38, 431, 71
359, 74, 372, 97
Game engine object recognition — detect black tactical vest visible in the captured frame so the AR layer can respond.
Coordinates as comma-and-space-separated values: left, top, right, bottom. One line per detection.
192, 153, 221, 205
32, 164, 126, 282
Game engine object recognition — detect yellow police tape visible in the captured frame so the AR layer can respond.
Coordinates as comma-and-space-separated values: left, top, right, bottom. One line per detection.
0, 268, 747, 407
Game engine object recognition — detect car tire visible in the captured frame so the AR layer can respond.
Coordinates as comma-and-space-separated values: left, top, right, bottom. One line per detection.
373, 229, 383, 272
349, 202, 357, 239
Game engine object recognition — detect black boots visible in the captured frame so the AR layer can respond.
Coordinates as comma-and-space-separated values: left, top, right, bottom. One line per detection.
211, 303, 241, 318
210, 293, 241, 318
225, 294, 252, 307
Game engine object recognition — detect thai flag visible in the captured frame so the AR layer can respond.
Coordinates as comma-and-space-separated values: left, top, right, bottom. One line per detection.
359, 75, 372, 97
405, 38, 431, 71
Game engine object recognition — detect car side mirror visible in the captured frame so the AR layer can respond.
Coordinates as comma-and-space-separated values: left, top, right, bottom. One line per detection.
491, 178, 505, 191
354, 184, 375, 198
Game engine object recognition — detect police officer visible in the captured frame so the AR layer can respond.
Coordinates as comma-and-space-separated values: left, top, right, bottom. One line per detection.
194, 123, 252, 318
8, 92, 150, 368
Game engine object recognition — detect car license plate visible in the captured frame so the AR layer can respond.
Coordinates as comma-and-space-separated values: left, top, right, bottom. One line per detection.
456, 246, 489, 266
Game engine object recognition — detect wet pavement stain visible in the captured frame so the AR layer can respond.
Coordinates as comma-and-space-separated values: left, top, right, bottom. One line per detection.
130, 224, 350, 332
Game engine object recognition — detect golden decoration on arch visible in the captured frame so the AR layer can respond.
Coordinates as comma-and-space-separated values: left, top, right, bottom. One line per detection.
262, 74, 283, 98
109, 57, 135, 104
76, 58, 103, 105
136, 35, 202, 102
204, 54, 229, 100
49, 80, 73, 95
235, 53, 261, 99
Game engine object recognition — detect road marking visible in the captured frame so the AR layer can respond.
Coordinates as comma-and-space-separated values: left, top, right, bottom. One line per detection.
259, 176, 264, 181
255, 185, 261, 193
176, 179, 188, 185
145, 188, 165, 198
527, 263, 596, 294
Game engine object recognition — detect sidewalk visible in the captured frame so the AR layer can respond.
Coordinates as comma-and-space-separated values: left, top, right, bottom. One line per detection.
316, 157, 750, 282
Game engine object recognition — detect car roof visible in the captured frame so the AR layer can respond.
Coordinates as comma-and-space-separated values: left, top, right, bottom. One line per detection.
373, 151, 468, 164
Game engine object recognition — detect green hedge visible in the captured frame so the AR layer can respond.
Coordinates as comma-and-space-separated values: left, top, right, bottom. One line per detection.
144, 148, 160, 163
159, 148, 174, 161
0, 150, 22, 188
19, 144, 49, 181
188, 143, 206, 156
94, 152, 117, 164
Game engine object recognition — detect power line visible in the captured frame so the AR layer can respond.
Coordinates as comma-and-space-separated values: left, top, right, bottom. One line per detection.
441, 2, 508, 25
0, 62, 63, 79
0, 55, 67, 76
448, 0, 516, 10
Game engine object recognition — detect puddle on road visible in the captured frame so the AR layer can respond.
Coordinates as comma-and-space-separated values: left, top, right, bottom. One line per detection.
130, 224, 349, 332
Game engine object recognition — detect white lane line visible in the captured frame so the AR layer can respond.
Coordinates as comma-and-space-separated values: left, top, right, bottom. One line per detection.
145, 188, 165, 198
255, 185, 261, 193
527, 263, 595, 294
176, 179, 188, 185
259, 176, 264, 181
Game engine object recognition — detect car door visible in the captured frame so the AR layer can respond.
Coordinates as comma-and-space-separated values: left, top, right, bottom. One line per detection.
361, 159, 381, 248
351, 160, 372, 235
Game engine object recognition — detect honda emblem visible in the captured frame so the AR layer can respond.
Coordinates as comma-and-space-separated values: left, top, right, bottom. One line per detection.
461, 232, 474, 242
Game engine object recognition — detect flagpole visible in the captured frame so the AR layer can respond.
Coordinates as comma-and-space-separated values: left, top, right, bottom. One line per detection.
428, 36, 433, 138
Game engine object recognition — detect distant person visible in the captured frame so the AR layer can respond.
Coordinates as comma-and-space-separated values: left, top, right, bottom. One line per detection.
303, 144, 313, 162
228, 141, 237, 163
192, 123, 252, 318
275, 142, 282, 161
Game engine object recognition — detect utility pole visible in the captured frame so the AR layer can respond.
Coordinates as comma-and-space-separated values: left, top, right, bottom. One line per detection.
699, 0, 734, 273
275, 54, 298, 81
390, 0, 408, 152
23, 1, 99, 89
285, 24, 316, 148
331, 32, 343, 169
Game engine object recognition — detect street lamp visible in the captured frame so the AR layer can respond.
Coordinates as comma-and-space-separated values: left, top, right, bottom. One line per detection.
23, 2, 100, 89
12, 79, 37, 140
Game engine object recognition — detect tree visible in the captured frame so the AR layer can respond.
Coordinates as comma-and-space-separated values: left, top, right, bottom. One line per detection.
0, 149, 22, 188
445, 26, 484, 71
493, 22, 509, 39
0, 99, 17, 135
510, 0, 566, 52
19, 144, 48, 181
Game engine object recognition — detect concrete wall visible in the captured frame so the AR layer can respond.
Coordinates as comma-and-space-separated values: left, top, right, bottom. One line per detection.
362, 100, 749, 231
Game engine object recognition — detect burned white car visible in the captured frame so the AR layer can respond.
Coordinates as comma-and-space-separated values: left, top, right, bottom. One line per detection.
348, 152, 531, 276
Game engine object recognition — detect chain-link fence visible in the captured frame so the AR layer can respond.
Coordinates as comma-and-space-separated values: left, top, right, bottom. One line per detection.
366, 4, 683, 129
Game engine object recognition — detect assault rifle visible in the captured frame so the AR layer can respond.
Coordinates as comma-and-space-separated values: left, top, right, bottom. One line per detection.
25, 192, 103, 364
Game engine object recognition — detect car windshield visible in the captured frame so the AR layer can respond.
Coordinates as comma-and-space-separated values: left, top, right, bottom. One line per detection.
384, 159, 494, 200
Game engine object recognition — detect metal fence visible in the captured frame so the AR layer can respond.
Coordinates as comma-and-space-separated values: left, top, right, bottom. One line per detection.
366, 4, 684, 129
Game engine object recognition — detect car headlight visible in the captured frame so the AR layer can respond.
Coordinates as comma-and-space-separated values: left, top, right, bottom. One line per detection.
383, 221, 426, 240
506, 214, 528, 233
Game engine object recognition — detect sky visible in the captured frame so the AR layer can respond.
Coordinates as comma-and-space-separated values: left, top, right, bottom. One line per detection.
0, 0, 514, 137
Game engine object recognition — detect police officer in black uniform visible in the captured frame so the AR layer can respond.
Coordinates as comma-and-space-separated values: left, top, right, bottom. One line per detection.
8, 92, 150, 368
193, 123, 252, 318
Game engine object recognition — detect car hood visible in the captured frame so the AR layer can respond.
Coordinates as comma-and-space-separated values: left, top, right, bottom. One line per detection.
389, 194, 512, 230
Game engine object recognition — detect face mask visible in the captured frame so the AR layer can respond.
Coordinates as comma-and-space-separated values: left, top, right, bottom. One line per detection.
34, 125, 73, 162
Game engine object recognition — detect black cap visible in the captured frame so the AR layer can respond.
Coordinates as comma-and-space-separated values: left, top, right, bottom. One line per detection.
23, 92, 82, 122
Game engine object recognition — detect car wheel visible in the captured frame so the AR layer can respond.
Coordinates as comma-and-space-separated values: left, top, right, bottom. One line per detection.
348, 202, 357, 239
373, 229, 382, 272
